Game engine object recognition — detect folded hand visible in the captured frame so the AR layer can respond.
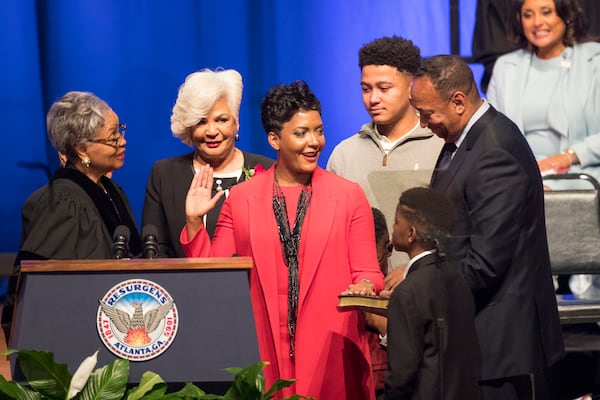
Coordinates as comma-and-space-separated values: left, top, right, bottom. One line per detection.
537, 153, 571, 175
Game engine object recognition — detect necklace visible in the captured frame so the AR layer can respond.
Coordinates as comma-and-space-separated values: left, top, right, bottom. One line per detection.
101, 184, 122, 221
272, 175, 312, 358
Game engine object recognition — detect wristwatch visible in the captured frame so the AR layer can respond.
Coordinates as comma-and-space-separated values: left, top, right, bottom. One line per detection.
564, 148, 579, 165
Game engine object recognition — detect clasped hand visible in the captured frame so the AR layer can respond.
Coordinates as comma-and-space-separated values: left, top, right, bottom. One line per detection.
537, 153, 571, 175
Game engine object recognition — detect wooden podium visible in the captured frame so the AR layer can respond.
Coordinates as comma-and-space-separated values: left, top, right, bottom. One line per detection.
10, 257, 259, 391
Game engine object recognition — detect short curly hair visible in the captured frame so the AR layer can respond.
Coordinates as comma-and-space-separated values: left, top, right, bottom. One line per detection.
260, 80, 321, 136
46, 91, 112, 163
359, 36, 422, 76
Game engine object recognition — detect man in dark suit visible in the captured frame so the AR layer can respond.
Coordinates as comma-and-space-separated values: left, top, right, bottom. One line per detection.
409, 55, 564, 399
384, 187, 480, 400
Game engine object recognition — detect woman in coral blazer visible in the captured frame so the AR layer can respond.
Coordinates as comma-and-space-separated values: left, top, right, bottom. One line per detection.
181, 81, 384, 399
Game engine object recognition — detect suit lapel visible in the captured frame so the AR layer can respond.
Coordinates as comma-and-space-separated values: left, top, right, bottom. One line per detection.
298, 168, 335, 309
173, 152, 195, 225
431, 146, 466, 191
503, 55, 530, 129
247, 168, 283, 356
430, 108, 497, 191
430, 146, 458, 189
406, 253, 435, 278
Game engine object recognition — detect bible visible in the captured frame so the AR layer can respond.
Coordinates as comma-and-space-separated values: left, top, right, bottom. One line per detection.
338, 295, 389, 316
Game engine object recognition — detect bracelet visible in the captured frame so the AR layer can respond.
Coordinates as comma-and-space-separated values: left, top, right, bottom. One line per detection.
563, 148, 579, 165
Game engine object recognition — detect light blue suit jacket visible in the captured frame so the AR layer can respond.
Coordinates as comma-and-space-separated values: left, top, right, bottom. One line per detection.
487, 42, 600, 182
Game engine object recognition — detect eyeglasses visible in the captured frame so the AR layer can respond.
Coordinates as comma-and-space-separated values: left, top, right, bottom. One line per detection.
90, 123, 126, 147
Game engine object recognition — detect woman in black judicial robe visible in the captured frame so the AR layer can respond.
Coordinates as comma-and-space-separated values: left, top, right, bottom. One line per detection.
17, 91, 141, 260
3, 92, 141, 337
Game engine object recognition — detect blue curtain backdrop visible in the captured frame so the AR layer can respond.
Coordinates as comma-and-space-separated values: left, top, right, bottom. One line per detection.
0, 0, 479, 252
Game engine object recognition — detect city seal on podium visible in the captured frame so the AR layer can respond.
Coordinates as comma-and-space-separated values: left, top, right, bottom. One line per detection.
97, 279, 178, 361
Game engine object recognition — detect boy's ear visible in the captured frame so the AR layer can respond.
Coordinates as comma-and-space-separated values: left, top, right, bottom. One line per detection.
408, 226, 417, 243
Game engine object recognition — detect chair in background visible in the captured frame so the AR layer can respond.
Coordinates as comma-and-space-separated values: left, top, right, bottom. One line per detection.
544, 173, 600, 278
544, 174, 600, 352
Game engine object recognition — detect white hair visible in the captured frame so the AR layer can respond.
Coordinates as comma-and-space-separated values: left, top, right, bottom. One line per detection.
170, 68, 243, 146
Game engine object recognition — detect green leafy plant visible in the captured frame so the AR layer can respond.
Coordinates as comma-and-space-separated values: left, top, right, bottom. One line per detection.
0, 349, 313, 400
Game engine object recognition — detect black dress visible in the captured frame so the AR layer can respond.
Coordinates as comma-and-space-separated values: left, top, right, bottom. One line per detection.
142, 150, 274, 257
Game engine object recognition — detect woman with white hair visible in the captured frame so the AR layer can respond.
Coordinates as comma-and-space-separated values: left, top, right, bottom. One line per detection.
142, 68, 273, 257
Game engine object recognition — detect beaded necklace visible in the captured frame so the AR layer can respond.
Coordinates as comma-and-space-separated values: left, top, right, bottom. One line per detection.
272, 175, 312, 358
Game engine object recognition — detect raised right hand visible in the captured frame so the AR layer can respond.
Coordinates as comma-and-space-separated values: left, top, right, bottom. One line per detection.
185, 164, 225, 235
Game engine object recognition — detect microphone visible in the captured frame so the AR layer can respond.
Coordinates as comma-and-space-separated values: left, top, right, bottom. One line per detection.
112, 225, 130, 259
141, 224, 159, 259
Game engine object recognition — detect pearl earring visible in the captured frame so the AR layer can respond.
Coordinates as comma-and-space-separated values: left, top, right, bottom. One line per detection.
82, 156, 91, 167
235, 132, 240, 142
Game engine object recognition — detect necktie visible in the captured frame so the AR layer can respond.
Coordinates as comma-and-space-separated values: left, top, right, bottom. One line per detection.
438, 142, 457, 170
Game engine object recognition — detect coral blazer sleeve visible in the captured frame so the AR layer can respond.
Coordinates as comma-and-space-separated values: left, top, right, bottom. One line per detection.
181, 167, 384, 289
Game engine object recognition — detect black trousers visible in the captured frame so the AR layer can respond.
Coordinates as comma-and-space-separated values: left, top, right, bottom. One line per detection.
480, 374, 533, 400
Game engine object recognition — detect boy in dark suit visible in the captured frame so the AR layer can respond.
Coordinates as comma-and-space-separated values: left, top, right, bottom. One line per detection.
384, 187, 480, 400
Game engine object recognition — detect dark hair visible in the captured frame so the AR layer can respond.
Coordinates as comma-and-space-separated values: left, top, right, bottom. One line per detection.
415, 55, 478, 101
260, 80, 321, 136
510, 0, 593, 50
397, 187, 456, 244
358, 36, 422, 76
371, 207, 388, 243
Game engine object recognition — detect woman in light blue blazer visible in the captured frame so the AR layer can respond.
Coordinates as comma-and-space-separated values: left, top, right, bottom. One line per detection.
489, 2, 600, 398
487, 0, 600, 184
